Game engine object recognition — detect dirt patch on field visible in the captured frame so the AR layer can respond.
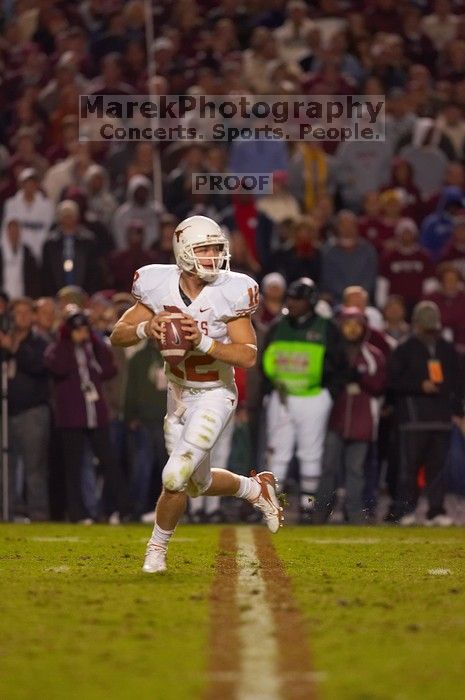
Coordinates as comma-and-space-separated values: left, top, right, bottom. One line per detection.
254, 528, 318, 700
204, 527, 239, 700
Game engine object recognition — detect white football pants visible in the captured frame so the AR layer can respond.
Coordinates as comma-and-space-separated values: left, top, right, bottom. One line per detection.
266, 388, 333, 493
162, 382, 237, 496
189, 416, 235, 515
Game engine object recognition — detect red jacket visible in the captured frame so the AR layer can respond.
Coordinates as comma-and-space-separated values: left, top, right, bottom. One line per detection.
328, 342, 386, 442
45, 332, 117, 429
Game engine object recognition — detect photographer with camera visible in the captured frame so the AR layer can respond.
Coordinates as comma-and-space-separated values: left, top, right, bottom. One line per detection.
0, 297, 50, 521
44, 305, 129, 523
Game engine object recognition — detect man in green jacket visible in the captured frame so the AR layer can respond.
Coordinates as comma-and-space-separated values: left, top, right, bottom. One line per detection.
124, 340, 167, 519
263, 277, 348, 518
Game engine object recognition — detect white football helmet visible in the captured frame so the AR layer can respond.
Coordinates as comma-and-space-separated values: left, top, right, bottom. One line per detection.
172, 215, 230, 282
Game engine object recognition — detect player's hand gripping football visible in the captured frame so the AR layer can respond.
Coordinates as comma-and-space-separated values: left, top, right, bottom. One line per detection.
180, 314, 202, 347
147, 312, 173, 342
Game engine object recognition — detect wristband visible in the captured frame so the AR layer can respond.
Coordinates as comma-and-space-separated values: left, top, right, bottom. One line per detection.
195, 334, 214, 354
206, 340, 217, 356
136, 321, 148, 340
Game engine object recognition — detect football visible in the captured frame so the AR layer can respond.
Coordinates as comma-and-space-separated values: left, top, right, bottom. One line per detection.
155, 306, 193, 366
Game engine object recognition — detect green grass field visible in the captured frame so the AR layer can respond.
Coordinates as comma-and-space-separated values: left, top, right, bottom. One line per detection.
1, 524, 464, 700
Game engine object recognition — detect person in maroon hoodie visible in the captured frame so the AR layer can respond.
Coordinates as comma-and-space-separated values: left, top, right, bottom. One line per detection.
44, 305, 129, 523
358, 192, 392, 253
314, 307, 386, 524
377, 217, 436, 316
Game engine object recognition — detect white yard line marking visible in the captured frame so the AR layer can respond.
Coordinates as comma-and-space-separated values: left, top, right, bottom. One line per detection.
299, 537, 462, 545
30, 536, 82, 542
138, 536, 195, 543
236, 527, 280, 700
301, 537, 381, 545
428, 568, 452, 576
45, 565, 70, 573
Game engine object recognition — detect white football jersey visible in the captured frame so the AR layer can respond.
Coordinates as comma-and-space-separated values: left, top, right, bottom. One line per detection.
132, 264, 259, 389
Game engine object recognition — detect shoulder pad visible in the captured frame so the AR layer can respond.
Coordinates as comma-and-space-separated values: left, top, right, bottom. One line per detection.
217, 271, 260, 320
132, 264, 177, 309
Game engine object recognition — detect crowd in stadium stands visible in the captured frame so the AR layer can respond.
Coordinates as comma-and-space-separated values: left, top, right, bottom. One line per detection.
1, 0, 465, 525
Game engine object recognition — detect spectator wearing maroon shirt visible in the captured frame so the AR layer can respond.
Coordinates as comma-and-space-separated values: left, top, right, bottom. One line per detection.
377, 218, 435, 314
109, 220, 157, 293
441, 214, 465, 279
425, 262, 465, 357
377, 189, 406, 252
359, 192, 393, 253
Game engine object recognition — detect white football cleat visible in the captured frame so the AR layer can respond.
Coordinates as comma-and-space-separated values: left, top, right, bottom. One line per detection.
399, 513, 417, 526
424, 514, 454, 527
249, 470, 284, 533
142, 543, 167, 573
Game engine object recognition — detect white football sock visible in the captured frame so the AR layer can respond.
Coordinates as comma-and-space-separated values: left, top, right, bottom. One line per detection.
149, 523, 174, 552
234, 475, 261, 502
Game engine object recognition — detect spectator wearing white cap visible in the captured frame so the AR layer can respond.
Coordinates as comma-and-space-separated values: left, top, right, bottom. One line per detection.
2, 168, 53, 262
377, 218, 436, 314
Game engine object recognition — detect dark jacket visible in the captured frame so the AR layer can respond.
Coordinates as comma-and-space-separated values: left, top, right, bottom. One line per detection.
388, 334, 464, 428
0, 245, 42, 299
7, 331, 50, 416
41, 227, 101, 296
124, 342, 167, 425
328, 341, 386, 442
44, 331, 117, 429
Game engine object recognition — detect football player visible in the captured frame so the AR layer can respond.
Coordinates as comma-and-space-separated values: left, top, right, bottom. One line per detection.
111, 215, 283, 573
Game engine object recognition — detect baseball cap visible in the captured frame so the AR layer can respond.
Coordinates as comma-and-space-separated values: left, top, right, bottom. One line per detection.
412, 301, 441, 331
18, 167, 38, 184
64, 304, 90, 329
338, 306, 368, 325
286, 277, 318, 306
395, 218, 418, 236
